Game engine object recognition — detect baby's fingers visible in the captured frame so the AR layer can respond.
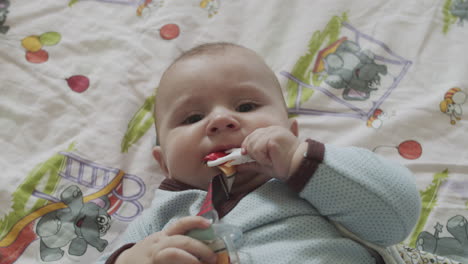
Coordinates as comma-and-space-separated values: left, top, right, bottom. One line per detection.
156, 247, 200, 264
242, 133, 271, 166
164, 216, 211, 236
156, 247, 209, 264
159, 235, 217, 264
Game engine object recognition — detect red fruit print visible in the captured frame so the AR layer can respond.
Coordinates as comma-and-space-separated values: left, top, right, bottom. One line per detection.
66, 75, 90, 93
25, 49, 49, 64
397, 140, 422, 160
160, 24, 180, 40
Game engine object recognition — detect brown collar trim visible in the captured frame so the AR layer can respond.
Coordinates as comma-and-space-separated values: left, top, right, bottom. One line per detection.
159, 178, 202, 191
217, 191, 249, 218
158, 177, 265, 219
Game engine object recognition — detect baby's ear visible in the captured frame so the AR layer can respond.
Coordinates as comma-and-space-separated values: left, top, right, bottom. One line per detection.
152, 146, 170, 178
289, 119, 299, 137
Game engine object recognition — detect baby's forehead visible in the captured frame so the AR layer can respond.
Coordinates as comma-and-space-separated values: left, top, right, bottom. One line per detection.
156, 45, 282, 108
173, 46, 255, 69
178, 44, 253, 62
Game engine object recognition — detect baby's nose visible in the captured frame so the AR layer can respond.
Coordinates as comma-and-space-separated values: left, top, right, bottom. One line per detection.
207, 114, 240, 135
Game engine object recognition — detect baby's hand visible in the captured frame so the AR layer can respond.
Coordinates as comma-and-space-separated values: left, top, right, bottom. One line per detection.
115, 216, 217, 264
239, 126, 302, 181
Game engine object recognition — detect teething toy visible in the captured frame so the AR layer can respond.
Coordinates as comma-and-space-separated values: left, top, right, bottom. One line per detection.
187, 223, 243, 264
203, 148, 255, 191
203, 151, 235, 177
205, 148, 255, 167
186, 149, 254, 264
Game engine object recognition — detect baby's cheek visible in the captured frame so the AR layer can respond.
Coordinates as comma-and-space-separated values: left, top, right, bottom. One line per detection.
256, 115, 289, 129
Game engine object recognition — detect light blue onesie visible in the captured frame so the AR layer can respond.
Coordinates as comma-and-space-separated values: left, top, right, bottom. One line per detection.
98, 140, 421, 264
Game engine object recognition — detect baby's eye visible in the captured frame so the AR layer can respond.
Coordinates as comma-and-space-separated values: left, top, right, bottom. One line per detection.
236, 102, 258, 113
182, 114, 203, 124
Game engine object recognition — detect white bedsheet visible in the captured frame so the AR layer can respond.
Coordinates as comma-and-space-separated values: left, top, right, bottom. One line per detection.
1, 0, 467, 263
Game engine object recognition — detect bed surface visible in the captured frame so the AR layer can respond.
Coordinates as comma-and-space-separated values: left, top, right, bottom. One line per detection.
1, 0, 467, 263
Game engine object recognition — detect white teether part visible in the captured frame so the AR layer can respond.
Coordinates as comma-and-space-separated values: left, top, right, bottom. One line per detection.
206, 148, 255, 167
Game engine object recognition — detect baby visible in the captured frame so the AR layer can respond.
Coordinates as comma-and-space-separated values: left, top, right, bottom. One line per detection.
100, 43, 421, 264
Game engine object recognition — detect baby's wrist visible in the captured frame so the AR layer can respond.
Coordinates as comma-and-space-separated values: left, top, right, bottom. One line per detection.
285, 139, 325, 193
106, 243, 135, 264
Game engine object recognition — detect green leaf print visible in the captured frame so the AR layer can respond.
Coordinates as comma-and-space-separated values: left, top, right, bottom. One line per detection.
443, 0, 458, 34
121, 93, 156, 153
0, 142, 75, 240
286, 13, 348, 109
408, 169, 449, 247
68, 0, 79, 7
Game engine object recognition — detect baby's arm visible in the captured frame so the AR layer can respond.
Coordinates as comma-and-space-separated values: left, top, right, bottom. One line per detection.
240, 127, 420, 247
100, 216, 217, 264
289, 140, 421, 247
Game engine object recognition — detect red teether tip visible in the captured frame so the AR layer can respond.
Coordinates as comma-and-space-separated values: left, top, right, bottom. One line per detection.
203, 152, 227, 161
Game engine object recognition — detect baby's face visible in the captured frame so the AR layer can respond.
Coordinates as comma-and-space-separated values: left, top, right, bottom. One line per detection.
153, 47, 291, 189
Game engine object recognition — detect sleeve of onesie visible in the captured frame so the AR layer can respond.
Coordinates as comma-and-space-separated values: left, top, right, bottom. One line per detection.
286, 139, 421, 247
97, 188, 204, 264
96, 198, 164, 264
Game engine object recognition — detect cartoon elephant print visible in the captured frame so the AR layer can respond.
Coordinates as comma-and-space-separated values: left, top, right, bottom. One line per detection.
35, 185, 111, 262
416, 215, 468, 262
324, 40, 387, 101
